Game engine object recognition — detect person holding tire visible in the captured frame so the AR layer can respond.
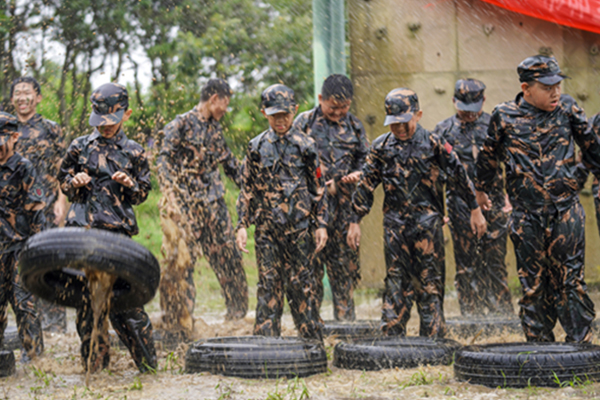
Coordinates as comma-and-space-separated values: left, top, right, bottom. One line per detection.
10, 77, 68, 334
432, 79, 513, 317
57, 83, 157, 373
0, 111, 45, 362
236, 84, 327, 340
475, 55, 600, 343
293, 75, 369, 321
347, 88, 487, 337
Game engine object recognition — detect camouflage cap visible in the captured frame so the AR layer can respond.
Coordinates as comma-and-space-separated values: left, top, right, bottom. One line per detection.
384, 88, 419, 126
517, 55, 568, 85
0, 112, 18, 146
261, 84, 296, 115
454, 79, 486, 112
89, 82, 129, 127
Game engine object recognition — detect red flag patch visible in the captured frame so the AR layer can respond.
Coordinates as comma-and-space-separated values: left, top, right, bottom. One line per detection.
444, 142, 453, 154
316, 166, 322, 179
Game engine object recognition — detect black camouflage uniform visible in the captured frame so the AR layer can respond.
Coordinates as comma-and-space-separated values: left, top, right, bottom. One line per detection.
157, 97, 248, 322
0, 112, 45, 360
293, 105, 369, 321
15, 111, 67, 332
575, 113, 600, 238
433, 79, 512, 317
57, 83, 156, 372
475, 56, 600, 343
237, 84, 326, 340
352, 89, 479, 337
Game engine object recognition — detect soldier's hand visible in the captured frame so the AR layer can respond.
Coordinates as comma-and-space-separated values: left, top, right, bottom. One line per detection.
71, 172, 92, 188
315, 228, 328, 253
236, 228, 249, 254
340, 171, 362, 184
112, 171, 135, 188
347, 222, 361, 251
502, 193, 513, 213
470, 207, 487, 239
475, 190, 492, 211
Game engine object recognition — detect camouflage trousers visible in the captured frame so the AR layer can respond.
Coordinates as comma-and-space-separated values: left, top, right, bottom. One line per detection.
0, 249, 43, 358
509, 201, 594, 343
180, 198, 248, 320
254, 226, 322, 340
313, 191, 360, 321
448, 197, 513, 317
382, 212, 446, 338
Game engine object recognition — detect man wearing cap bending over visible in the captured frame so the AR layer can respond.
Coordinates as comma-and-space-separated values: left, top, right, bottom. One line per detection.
475, 55, 600, 343
433, 79, 513, 317
348, 88, 487, 337
236, 84, 327, 340
11, 77, 68, 333
58, 83, 156, 372
294, 75, 369, 321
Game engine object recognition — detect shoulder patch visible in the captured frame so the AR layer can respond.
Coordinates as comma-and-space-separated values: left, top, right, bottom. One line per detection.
31, 184, 45, 200
444, 142, 453, 154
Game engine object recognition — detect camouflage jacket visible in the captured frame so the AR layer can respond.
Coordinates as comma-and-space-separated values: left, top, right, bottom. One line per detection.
16, 114, 65, 211
475, 93, 600, 213
236, 126, 328, 234
58, 130, 151, 236
433, 112, 505, 207
352, 124, 478, 222
157, 108, 241, 204
0, 153, 46, 251
293, 106, 369, 183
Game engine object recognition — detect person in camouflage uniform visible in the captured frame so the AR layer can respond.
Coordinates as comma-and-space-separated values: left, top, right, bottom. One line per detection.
433, 79, 513, 317
475, 55, 600, 343
348, 88, 487, 337
293, 75, 369, 321
157, 78, 248, 328
0, 112, 45, 361
57, 83, 156, 372
236, 84, 327, 340
10, 77, 68, 333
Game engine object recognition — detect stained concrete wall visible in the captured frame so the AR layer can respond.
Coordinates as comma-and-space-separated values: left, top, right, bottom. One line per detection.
348, 0, 600, 287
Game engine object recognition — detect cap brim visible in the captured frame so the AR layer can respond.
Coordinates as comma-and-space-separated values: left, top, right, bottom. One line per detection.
89, 109, 124, 127
264, 106, 294, 116
454, 98, 483, 112
536, 74, 568, 86
384, 113, 412, 126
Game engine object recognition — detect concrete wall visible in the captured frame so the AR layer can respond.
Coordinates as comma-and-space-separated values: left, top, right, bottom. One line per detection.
348, 0, 600, 287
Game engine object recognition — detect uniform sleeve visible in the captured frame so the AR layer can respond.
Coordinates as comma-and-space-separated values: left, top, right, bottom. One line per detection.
217, 131, 242, 188
57, 139, 86, 202
236, 150, 257, 230
292, 112, 310, 134
22, 164, 47, 234
157, 118, 182, 187
125, 148, 151, 205
475, 109, 503, 193
435, 136, 479, 210
351, 144, 383, 222
303, 140, 328, 228
574, 106, 600, 181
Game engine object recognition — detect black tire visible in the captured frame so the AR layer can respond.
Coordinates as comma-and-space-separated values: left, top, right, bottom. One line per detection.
2, 326, 20, 351
19, 227, 160, 312
185, 336, 327, 379
0, 350, 15, 377
454, 342, 600, 388
322, 320, 381, 339
446, 316, 522, 337
333, 336, 461, 371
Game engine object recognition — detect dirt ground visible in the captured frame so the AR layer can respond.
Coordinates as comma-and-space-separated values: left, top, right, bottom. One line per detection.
3, 292, 600, 400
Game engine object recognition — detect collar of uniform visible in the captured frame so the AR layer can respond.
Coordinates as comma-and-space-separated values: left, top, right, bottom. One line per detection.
515, 92, 544, 114
22, 113, 43, 127
388, 123, 424, 146
267, 127, 293, 143
1, 153, 21, 171
316, 105, 346, 126
90, 129, 128, 147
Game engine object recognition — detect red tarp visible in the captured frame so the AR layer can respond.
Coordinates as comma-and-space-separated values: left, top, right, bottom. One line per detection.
480, 0, 600, 35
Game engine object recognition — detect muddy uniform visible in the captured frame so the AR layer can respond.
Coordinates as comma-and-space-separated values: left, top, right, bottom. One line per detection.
575, 113, 600, 238
58, 129, 156, 371
433, 113, 512, 316
475, 93, 600, 343
352, 125, 478, 337
16, 113, 67, 332
0, 152, 45, 358
237, 126, 327, 339
294, 107, 369, 321
157, 109, 248, 320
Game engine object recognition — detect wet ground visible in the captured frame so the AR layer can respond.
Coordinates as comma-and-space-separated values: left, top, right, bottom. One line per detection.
4, 291, 600, 399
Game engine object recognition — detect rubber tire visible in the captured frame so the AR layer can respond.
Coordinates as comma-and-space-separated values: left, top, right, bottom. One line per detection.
333, 336, 461, 371
185, 336, 327, 379
0, 350, 15, 377
446, 317, 522, 337
2, 326, 20, 351
19, 227, 160, 312
454, 342, 600, 388
322, 320, 381, 339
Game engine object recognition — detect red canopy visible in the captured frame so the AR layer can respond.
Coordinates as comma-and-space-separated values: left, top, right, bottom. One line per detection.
480, 0, 600, 35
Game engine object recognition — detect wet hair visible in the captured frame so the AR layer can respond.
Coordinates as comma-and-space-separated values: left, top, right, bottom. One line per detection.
10, 77, 41, 97
200, 78, 233, 102
321, 74, 353, 101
